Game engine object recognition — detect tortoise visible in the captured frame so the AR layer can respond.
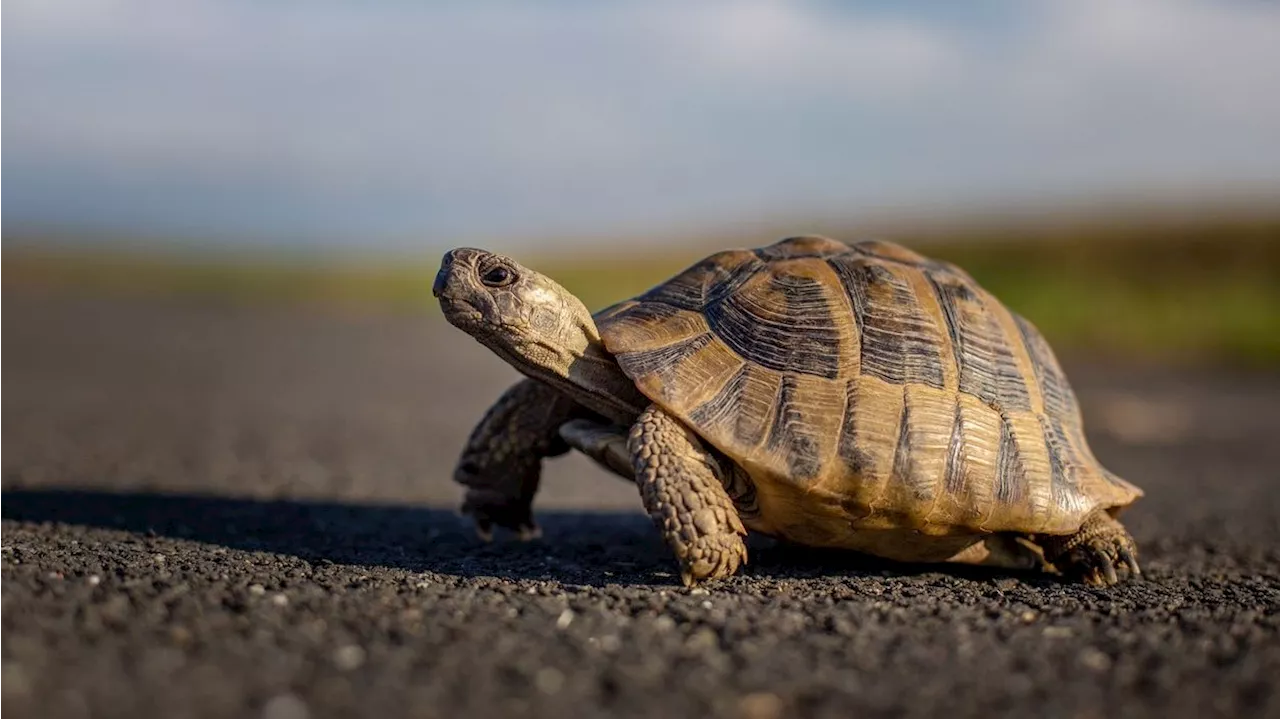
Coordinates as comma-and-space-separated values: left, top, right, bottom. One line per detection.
432, 235, 1143, 587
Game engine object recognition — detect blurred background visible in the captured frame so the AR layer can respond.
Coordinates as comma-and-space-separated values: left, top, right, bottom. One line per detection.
4, 0, 1279, 366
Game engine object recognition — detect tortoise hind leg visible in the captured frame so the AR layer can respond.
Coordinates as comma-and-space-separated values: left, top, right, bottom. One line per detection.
1038, 509, 1141, 587
559, 419, 636, 482
629, 404, 748, 587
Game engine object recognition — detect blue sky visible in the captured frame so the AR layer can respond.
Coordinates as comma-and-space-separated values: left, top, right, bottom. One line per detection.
4, 0, 1279, 251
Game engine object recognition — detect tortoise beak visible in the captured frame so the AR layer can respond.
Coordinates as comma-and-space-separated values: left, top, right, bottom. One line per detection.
431, 266, 448, 298
432, 251, 458, 299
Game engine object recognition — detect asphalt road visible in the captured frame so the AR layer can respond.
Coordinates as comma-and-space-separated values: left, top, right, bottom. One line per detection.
3, 292, 1279, 719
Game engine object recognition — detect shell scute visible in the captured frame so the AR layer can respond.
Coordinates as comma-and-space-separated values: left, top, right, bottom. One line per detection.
850, 239, 930, 265
926, 269, 1033, 413
826, 254, 947, 389
763, 372, 846, 486
638, 249, 759, 311
755, 235, 854, 260
702, 263, 856, 380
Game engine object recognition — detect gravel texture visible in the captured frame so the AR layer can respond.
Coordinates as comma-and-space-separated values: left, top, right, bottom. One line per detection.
3, 293, 1279, 719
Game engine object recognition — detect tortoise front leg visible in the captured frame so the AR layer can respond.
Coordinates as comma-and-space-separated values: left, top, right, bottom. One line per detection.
455, 378, 580, 540
629, 404, 748, 587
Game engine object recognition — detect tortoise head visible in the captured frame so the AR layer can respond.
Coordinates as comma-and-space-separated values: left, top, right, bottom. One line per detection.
433, 248, 643, 422
434, 247, 600, 359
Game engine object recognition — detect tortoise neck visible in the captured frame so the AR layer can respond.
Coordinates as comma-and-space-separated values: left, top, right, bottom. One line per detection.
557, 341, 648, 424
491, 302, 647, 425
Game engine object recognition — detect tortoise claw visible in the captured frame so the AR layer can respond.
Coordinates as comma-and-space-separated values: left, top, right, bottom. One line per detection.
1119, 544, 1142, 579
1101, 559, 1119, 587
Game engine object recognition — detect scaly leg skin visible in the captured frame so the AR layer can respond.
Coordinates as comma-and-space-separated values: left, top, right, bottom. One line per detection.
1039, 509, 1141, 587
559, 419, 636, 482
629, 404, 748, 587
454, 378, 581, 541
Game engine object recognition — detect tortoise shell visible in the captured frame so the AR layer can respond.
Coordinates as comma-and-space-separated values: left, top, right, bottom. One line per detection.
595, 236, 1141, 544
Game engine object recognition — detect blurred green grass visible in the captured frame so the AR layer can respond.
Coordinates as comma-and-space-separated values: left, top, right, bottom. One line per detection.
5, 214, 1279, 366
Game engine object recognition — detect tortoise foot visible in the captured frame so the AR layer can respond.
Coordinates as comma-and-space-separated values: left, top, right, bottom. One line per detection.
460, 490, 540, 542
677, 533, 748, 588
1042, 510, 1141, 587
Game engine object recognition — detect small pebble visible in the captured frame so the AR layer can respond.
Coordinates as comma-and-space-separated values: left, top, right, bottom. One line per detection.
332, 645, 366, 671
86, 575, 101, 586
535, 667, 565, 695
248, 584, 266, 596
556, 610, 574, 630
739, 692, 784, 719
262, 693, 309, 719
1079, 648, 1112, 672
1020, 610, 1038, 623
271, 594, 289, 607
688, 628, 719, 651
994, 578, 1020, 592
1043, 626, 1073, 638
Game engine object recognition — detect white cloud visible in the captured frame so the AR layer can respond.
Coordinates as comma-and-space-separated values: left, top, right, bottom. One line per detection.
3, 0, 1278, 247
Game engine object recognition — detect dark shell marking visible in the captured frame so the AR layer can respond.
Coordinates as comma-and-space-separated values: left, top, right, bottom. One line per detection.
597, 235, 1141, 536
766, 374, 826, 482
703, 269, 848, 380
930, 273, 1033, 412
827, 256, 946, 389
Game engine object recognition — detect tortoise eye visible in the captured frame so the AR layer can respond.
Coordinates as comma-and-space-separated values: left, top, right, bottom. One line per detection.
480, 265, 515, 287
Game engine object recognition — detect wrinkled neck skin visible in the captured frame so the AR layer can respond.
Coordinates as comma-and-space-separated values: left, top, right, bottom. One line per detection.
476, 285, 646, 426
